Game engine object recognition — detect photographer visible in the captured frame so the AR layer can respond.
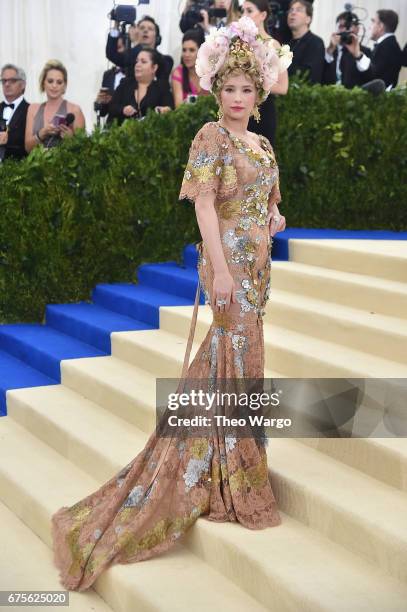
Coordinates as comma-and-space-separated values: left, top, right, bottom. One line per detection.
0, 64, 29, 161
347, 9, 403, 89
180, 0, 241, 35
108, 47, 174, 125
172, 29, 209, 107
106, 16, 174, 81
323, 11, 371, 88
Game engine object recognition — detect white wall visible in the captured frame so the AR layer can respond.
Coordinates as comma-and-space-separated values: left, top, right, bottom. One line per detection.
0, 0, 405, 130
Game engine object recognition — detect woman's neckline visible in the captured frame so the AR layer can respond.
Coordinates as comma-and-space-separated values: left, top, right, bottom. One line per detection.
217, 121, 267, 159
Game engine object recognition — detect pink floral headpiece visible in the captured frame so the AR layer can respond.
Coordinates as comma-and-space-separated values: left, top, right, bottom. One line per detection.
196, 16, 293, 103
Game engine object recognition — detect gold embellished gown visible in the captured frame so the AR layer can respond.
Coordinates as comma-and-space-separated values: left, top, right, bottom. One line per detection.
51, 121, 282, 591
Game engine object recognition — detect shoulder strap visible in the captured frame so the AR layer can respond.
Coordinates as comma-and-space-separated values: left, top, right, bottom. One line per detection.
180, 276, 201, 383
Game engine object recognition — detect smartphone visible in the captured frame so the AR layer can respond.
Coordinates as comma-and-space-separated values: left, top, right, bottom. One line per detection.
52, 114, 67, 127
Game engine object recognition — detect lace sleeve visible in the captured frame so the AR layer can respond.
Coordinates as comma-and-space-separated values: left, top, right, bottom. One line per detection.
259, 134, 280, 196
179, 122, 238, 203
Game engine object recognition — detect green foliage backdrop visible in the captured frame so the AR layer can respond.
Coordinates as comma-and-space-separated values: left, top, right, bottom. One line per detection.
0, 82, 406, 323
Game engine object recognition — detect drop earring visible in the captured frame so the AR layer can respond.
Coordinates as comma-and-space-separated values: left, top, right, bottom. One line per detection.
252, 104, 261, 123
217, 105, 224, 120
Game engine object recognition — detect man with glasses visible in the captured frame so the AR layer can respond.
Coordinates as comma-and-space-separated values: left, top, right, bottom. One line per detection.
345, 9, 403, 89
0, 64, 29, 161
323, 11, 372, 88
287, 0, 325, 85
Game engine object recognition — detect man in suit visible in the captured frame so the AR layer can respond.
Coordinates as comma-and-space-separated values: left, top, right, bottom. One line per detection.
287, 0, 325, 85
95, 35, 126, 123
0, 63, 29, 161
324, 11, 372, 88
106, 16, 173, 81
345, 9, 403, 89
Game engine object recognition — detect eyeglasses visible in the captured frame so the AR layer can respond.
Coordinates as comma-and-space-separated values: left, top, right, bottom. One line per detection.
0, 78, 22, 84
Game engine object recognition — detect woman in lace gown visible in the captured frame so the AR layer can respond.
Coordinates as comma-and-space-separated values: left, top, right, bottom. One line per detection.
51, 17, 290, 592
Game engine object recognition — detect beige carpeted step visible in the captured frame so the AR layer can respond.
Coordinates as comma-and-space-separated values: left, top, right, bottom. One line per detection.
0, 417, 269, 612
263, 288, 407, 364
296, 437, 407, 492
0, 500, 113, 612
289, 239, 407, 283
155, 307, 407, 378
269, 261, 407, 320
5, 387, 407, 611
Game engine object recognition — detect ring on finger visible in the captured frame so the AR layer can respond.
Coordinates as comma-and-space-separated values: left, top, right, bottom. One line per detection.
216, 298, 227, 306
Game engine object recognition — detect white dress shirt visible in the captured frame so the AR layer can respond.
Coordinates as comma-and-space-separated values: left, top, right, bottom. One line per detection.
325, 45, 344, 84
1, 93, 24, 125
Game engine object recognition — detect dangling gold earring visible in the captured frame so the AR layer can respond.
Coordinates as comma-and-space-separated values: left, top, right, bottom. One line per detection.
252, 104, 261, 123
217, 105, 224, 120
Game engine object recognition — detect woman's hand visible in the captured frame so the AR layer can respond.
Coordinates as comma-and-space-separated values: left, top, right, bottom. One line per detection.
59, 123, 75, 139
267, 211, 286, 237
266, 184, 285, 237
123, 105, 136, 117
213, 270, 236, 313
155, 106, 172, 114
39, 122, 60, 140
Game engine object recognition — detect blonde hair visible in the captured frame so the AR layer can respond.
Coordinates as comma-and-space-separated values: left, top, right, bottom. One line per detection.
39, 60, 67, 93
226, 0, 241, 23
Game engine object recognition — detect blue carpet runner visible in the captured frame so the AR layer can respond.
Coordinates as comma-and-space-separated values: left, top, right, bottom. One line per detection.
1, 230, 406, 416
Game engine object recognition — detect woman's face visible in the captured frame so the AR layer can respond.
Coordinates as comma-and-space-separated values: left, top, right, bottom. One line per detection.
182, 40, 199, 69
43, 69, 66, 99
215, 0, 232, 11
219, 73, 257, 122
134, 51, 158, 82
242, 1, 267, 28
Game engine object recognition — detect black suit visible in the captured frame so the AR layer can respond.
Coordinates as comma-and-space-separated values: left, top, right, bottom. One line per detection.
359, 35, 403, 88
108, 76, 174, 125
323, 44, 372, 88
0, 99, 29, 160
288, 30, 326, 84
98, 67, 125, 118
106, 35, 174, 82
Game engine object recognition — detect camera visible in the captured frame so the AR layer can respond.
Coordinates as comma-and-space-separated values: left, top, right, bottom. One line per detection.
186, 94, 198, 104
339, 30, 354, 45
109, 1, 150, 25
185, 0, 227, 27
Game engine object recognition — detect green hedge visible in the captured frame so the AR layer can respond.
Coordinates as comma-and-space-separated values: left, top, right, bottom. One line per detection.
0, 80, 406, 323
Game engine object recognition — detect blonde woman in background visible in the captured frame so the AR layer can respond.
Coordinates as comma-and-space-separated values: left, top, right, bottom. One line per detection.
25, 60, 85, 152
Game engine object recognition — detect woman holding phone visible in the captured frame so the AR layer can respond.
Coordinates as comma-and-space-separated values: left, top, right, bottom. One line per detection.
25, 60, 85, 152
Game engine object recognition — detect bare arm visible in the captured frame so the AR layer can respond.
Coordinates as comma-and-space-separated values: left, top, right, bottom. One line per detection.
266, 181, 286, 236
270, 39, 289, 95
271, 69, 289, 95
72, 104, 86, 130
194, 191, 236, 311
172, 77, 184, 108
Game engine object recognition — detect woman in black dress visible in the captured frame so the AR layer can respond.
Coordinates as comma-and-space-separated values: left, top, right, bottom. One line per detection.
242, 0, 289, 147
108, 47, 174, 125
